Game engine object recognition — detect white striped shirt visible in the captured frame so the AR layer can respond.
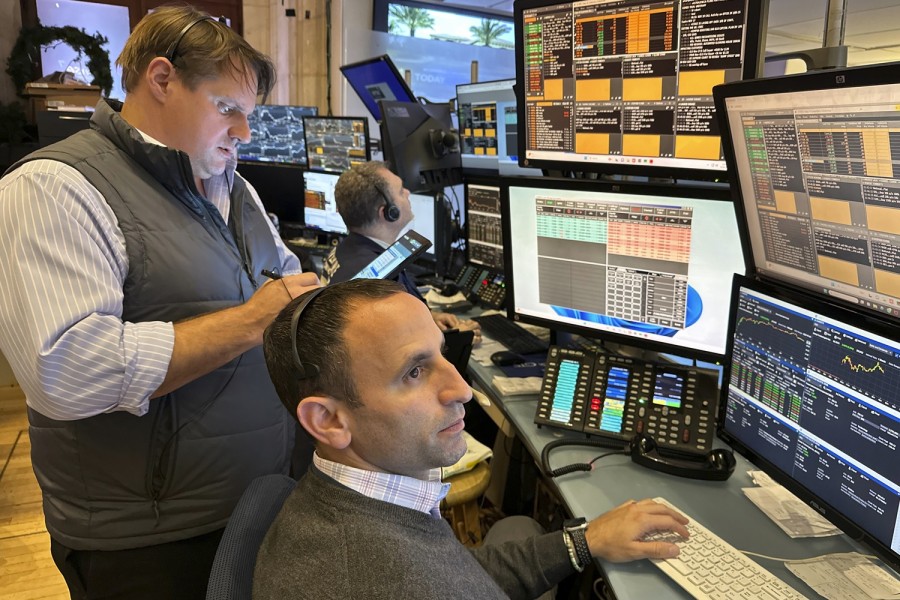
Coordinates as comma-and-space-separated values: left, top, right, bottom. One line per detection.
313, 453, 450, 517
0, 135, 300, 421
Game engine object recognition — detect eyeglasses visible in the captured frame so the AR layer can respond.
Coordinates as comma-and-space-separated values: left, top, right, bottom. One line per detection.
162, 15, 227, 64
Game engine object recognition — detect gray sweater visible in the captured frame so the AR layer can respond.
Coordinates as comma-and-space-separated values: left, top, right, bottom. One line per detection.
253, 466, 574, 599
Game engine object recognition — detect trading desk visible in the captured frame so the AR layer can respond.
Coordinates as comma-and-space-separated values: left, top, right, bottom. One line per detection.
467, 357, 864, 600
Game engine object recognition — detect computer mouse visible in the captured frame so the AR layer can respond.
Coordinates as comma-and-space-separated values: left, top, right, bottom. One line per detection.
490, 350, 526, 367
439, 282, 460, 297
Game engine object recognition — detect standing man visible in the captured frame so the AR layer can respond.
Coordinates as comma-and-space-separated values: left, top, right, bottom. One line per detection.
321, 160, 478, 335
256, 280, 689, 599
0, 6, 319, 599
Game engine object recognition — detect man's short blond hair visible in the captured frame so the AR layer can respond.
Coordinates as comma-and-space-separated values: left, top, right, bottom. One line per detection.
117, 4, 276, 99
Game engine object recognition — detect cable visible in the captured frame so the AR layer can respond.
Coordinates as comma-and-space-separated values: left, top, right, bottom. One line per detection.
540, 437, 628, 478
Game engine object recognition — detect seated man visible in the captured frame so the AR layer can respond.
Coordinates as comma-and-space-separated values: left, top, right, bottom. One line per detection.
255, 279, 689, 599
321, 161, 477, 336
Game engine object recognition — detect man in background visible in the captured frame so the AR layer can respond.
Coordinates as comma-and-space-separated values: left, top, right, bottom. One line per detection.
321, 160, 479, 338
0, 6, 318, 598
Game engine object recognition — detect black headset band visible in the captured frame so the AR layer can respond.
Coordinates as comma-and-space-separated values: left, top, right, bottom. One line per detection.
163, 15, 218, 63
290, 287, 327, 380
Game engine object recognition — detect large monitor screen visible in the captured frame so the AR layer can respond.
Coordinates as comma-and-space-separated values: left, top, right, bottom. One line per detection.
721, 276, 900, 572
465, 181, 504, 270
456, 79, 540, 177
504, 177, 745, 360
239, 105, 318, 165
515, 0, 767, 179
716, 63, 900, 322
303, 171, 346, 235
340, 54, 417, 122
303, 116, 371, 173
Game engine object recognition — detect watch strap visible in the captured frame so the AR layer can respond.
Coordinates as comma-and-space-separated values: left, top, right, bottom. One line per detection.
563, 518, 591, 571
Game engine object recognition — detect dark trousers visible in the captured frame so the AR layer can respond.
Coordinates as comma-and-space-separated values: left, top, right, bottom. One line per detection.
50, 528, 224, 600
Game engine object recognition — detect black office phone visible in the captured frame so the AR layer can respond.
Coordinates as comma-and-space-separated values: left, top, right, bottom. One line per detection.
454, 264, 506, 309
534, 346, 719, 455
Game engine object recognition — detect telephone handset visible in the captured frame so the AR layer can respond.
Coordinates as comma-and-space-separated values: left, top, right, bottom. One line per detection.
454, 264, 506, 309
534, 346, 722, 457
630, 434, 735, 481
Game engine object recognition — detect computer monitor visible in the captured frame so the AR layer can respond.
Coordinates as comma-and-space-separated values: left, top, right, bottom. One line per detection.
720, 275, 900, 572
504, 177, 746, 360
239, 105, 318, 166
303, 116, 371, 174
715, 62, 900, 323
407, 193, 436, 257
237, 162, 305, 223
379, 100, 463, 194
302, 171, 346, 235
464, 180, 504, 270
340, 54, 418, 122
456, 79, 540, 177
514, 0, 768, 180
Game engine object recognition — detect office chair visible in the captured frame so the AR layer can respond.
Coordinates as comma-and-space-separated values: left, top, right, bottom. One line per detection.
206, 474, 297, 600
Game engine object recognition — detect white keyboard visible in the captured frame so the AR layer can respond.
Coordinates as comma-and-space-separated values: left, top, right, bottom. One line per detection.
644, 497, 808, 600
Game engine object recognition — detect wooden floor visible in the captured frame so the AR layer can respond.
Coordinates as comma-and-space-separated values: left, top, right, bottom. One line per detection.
0, 386, 69, 599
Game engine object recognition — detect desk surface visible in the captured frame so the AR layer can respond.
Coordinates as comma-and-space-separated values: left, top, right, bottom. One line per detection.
467, 357, 862, 600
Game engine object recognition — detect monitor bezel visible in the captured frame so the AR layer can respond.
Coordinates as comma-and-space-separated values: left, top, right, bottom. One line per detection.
340, 54, 417, 122
513, 0, 769, 182
501, 175, 744, 362
718, 273, 900, 573
301, 115, 372, 175
714, 62, 900, 325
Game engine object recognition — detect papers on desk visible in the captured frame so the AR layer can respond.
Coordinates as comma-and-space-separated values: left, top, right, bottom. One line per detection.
744, 470, 841, 538
441, 431, 492, 479
491, 376, 542, 396
424, 288, 468, 306
786, 552, 900, 600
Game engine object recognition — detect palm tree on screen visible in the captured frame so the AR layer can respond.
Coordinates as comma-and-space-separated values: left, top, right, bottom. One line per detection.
388, 5, 435, 37
469, 18, 511, 47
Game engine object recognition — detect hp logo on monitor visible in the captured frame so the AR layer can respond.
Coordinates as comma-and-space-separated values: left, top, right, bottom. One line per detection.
836, 75, 846, 84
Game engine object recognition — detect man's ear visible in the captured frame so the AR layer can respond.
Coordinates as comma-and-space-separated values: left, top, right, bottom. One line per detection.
144, 57, 176, 102
297, 396, 352, 450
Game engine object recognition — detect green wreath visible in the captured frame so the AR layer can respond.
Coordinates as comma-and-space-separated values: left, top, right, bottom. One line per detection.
6, 23, 112, 98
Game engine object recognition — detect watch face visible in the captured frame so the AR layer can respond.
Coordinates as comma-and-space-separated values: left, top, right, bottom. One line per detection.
564, 518, 587, 529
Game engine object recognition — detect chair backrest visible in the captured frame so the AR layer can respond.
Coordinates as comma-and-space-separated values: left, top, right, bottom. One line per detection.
443, 329, 475, 378
206, 473, 297, 600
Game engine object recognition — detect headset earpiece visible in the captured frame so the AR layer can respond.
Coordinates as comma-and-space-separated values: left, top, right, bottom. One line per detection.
375, 183, 400, 222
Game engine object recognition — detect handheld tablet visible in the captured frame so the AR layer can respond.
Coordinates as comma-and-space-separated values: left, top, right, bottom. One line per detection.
352, 230, 432, 280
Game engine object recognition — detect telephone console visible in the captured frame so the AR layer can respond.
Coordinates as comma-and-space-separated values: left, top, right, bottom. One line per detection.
454, 264, 506, 309
534, 346, 719, 456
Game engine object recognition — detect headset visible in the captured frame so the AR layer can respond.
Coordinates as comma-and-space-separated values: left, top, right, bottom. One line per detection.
163, 15, 226, 64
290, 287, 328, 380
375, 183, 400, 222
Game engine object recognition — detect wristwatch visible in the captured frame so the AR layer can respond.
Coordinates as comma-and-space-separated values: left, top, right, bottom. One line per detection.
563, 517, 592, 572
